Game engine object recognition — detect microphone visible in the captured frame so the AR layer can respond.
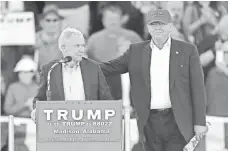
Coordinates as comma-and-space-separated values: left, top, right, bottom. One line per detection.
58, 56, 72, 63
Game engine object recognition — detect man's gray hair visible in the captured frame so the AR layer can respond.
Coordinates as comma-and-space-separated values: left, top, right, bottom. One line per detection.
58, 27, 84, 51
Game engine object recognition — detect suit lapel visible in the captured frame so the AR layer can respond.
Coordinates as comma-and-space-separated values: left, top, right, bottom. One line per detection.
142, 42, 152, 106
80, 59, 90, 100
169, 39, 180, 89
52, 64, 65, 100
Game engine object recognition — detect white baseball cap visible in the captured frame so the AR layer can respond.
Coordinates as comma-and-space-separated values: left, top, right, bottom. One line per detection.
14, 56, 37, 72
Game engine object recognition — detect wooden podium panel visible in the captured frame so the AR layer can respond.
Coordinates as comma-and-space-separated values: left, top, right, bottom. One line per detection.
36, 101, 122, 151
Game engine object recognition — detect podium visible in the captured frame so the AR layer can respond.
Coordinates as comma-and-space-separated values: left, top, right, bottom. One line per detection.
36, 100, 122, 151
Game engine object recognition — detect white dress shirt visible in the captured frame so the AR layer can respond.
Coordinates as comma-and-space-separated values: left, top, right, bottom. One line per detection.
62, 63, 85, 101
150, 37, 172, 109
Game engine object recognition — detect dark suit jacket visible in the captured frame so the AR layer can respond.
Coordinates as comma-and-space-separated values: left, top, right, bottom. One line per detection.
33, 57, 113, 108
100, 39, 207, 143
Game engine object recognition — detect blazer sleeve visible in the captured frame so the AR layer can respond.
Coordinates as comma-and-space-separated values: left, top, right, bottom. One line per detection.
33, 64, 47, 109
189, 45, 207, 126
99, 45, 131, 76
97, 63, 114, 100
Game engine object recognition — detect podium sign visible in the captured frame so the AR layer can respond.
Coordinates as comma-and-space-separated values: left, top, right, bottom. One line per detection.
36, 101, 122, 151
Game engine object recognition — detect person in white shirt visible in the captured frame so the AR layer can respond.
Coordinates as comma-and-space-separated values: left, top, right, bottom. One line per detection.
100, 9, 207, 151
31, 27, 113, 122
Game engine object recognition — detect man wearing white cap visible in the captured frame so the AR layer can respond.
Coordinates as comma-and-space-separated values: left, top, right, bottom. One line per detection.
4, 56, 38, 151
100, 9, 207, 151
4, 56, 38, 117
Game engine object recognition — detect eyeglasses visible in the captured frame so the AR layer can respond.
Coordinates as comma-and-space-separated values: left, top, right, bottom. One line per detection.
61, 44, 86, 52
74, 44, 86, 48
44, 18, 60, 23
149, 22, 167, 26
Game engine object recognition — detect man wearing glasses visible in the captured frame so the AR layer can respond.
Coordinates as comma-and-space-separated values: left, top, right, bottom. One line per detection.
31, 27, 113, 121
34, 4, 63, 71
100, 9, 207, 151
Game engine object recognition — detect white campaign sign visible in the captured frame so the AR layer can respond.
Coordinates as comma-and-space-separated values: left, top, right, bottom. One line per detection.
0, 12, 35, 45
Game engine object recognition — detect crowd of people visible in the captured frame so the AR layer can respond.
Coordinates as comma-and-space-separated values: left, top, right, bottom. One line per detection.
1, 1, 228, 151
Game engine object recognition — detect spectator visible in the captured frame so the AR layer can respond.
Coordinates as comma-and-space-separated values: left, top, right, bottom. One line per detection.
3, 56, 38, 151
197, 35, 217, 81
183, 1, 227, 46
197, 3, 227, 79
185, 2, 227, 80
89, 2, 145, 38
166, 1, 185, 41
87, 3, 142, 100
4, 56, 38, 117
206, 15, 228, 150
215, 15, 228, 76
123, 2, 145, 39
34, 4, 63, 71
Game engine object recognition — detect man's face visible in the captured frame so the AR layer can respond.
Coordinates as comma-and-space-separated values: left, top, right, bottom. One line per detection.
147, 21, 172, 40
41, 13, 62, 34
18, 71, 35, 85
61, 35, 85, 63
102, 10, 123, 31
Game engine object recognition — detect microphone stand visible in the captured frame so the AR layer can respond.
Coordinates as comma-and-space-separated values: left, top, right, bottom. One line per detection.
46, 62, 59, 101
46, 56, 72, 101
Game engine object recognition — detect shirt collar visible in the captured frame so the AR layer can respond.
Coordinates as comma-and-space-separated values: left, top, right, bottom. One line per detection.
63, 61, 80, 69
150, 36, 171, 50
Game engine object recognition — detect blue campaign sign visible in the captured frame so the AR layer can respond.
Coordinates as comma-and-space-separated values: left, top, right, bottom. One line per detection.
36, 100, 122, 151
